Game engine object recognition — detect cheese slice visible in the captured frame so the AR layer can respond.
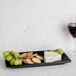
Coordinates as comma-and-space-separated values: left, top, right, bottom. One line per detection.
44, 51, 61, 62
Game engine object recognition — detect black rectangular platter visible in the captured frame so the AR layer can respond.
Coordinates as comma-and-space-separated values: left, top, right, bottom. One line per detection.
5, 50, 71, 68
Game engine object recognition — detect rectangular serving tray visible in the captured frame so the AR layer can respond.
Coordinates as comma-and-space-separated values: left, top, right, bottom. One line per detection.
5, 50, 71, 68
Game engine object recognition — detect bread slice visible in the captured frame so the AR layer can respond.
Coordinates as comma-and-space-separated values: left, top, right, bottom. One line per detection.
25, 59, 34, 64
23, 59, 29, 64
19, 53, 27, 58
35, 55, 43, 60
32, 58, 41, 63
27, 52, 33, 57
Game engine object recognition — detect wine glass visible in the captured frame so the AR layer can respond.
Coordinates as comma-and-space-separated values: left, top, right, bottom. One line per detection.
68, 17, 76, 55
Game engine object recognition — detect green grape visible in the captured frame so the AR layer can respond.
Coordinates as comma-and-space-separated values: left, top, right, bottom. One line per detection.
3, 51, 9, 56
57, 49, 64, 55
6, 55, 13, 61
14, 53, 20, 58
55, 51, 59, 53
14, 59, 22, 65
18, 60, 22, 65
10, 58, 15, 66
9, 51, 14, 55
14, 59, 20, 65
4, 56, 7, 60
50, 50, 55, 52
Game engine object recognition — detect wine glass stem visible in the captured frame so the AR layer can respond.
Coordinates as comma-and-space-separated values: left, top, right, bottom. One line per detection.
72, 38, 76, 55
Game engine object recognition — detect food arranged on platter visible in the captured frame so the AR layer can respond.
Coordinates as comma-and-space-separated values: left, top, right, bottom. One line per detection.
3, 49, 64, 66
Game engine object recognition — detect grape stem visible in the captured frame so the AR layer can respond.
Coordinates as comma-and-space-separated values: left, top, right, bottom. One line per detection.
9, 52, 18, 59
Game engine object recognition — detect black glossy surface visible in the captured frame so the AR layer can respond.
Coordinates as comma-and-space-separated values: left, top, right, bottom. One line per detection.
5, 50, 71, 68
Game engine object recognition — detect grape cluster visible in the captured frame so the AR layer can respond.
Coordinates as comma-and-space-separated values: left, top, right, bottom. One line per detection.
50, 49, 64, 55
3, 51, 22, 66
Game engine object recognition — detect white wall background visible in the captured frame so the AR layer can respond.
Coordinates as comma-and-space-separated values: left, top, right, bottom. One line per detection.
0, 0, 76, 52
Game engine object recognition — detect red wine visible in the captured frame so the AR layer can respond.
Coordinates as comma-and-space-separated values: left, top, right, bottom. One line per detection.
68, 23, 76, 38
